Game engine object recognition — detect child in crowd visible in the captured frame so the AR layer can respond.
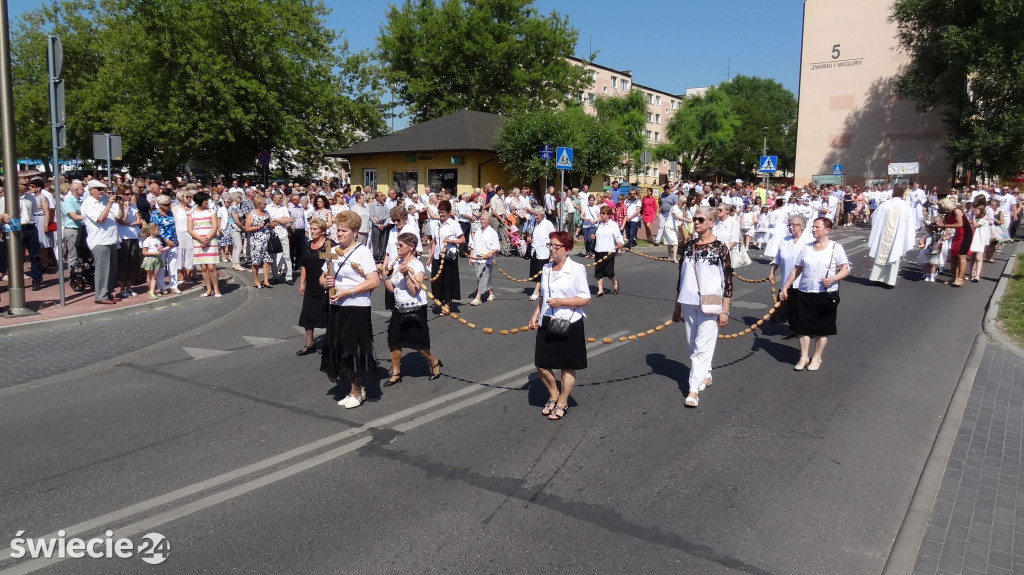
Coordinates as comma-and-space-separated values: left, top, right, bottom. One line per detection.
140, 223, 166, 299
916, 222, 944, 282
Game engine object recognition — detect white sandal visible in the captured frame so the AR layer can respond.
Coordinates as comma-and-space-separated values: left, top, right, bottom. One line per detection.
685, 393, 699, 407
698, 375, 712, 391
807, 358, 822, 371
794, 356, 810, 371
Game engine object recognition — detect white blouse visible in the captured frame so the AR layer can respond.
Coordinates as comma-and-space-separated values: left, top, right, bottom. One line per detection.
773, 236, 813, 290
322, 244, 378, 307
389, 257, 427, 307
594, 221, 623, 252
431, 218, 463, 260
531, 219, 555, 259
794, 240, 848, 293
540, 258, 590, 323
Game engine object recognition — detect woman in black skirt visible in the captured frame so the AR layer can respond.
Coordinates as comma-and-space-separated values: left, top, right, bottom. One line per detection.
320, 211, 381, 409
528, 206, 555, 300
780, 217, 850, 372
592, 205, 624, 296
383, 232, 443, 386
296, 218, 329, 356
528, 230, 591, 421
429, 200, 465, 314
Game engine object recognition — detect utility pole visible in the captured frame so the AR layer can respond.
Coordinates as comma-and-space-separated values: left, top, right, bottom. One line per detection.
1, 0, 31, 315
761, 126, 769, 191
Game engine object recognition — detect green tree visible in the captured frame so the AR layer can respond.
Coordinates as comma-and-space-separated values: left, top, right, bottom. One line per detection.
891, 0, 1024, 176
495, 104, 623, 188
592, 88, 647, 181
377, 0, 593, 124
653, 87, 738, 178
12, 0, 387, 177
718, 75, 797, 178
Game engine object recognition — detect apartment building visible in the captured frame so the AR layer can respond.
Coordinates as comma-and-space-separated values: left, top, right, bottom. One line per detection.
568, 57, 685, 185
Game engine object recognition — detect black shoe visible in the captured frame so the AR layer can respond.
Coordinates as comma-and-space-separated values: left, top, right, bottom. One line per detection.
31, 283, 42, 291
383, 373, 403, 387
286, 279, 294, 285
428, 360, 443, 381
296, 345, 316, 356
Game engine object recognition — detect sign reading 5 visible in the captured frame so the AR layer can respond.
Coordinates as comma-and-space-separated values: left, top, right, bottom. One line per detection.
831, 44, 841, 60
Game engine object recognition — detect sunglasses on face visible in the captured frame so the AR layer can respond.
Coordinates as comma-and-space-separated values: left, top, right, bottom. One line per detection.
693, 217, 707, 224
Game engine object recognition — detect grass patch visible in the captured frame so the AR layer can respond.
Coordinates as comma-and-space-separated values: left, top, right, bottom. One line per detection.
996, 257, 1024, 348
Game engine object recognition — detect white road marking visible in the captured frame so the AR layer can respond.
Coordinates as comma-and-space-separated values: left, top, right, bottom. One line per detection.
181, 347, 232, 360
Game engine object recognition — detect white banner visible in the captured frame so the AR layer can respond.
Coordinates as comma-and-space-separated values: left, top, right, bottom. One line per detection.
888, 162, 920, 176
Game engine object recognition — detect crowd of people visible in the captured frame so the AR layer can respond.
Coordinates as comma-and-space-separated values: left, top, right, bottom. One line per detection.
1, 172, 1019, 412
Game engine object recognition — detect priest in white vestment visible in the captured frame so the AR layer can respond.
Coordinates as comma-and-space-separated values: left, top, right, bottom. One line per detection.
868, 184, 917, 287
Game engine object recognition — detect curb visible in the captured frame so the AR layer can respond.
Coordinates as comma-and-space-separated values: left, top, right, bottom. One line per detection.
882, 333, 987, 575
982, 244, 1024, 361
0, 267, 244, 337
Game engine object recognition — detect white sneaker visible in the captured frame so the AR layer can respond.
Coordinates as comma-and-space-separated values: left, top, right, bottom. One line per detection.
469, 299, 482, 306
338, 389, 366, 408
528, 294, 539, 301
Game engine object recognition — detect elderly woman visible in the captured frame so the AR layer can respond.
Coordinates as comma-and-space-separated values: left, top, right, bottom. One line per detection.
296, 218, 330, 356
114, 187, 144, 297
528, 206, 555, 300
780, 217, 850, 371
529, 230, 590, 421
672, 205, 732, 408
150, 195, 181, 294
935, 196, 971, 287
384, 232, 443, 385
351, 191, 371, 246
243, 196, 274, 288
593, 205, 624, 296
769, 214, 811, 338
226, 191, 245, 270
430, 199, 465, 314
580, 194, 600, 258
320, 211, 381, 409
172, 188, 194, 284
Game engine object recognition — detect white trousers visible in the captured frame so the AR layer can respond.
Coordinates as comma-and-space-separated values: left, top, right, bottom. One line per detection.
272, 234, 292, 281
655, 213, 670, 242
683, 304, 720, 392
157, 247, 180, 290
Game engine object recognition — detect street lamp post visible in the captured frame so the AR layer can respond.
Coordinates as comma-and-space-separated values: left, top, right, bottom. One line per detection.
761, 126, 769, 191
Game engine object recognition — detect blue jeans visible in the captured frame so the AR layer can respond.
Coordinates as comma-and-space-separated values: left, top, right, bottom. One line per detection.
624, 221, 639, 248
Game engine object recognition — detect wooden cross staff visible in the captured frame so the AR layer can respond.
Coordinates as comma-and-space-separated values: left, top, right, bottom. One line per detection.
318, 239, 335, 298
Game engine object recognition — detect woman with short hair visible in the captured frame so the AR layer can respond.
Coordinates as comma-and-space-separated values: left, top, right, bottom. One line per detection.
173, 189, 195, 283
593, 205, 624, 296
187, 191, 222, 297
780, 217, 850, 371
296, 218, 330, 356
383, 232, 443, 385
529, 230, 590, 421
429, 200, 465, 314
150, 195, 181, 294
320, 210, 381, 409
243, 196, 274, 288
769, 214, 810, 337
935, 195, 971, 287
673, 205, 732, 407
528, 206, 555, 300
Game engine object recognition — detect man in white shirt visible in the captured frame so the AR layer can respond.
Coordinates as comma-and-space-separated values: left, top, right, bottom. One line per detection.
469, 211, 500, 305
455, 193, 475, 256
266, 191, 293, 284
622, 189, 642, 248
80, 180, 121, 303
489, 186, 510, 255
228, 180, 244, 196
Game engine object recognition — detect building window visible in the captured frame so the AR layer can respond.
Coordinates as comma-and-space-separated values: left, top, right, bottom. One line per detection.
646, 92, 654, 103
655, 114, 661, 124
671, 100, 678, 109
602, 86, 607, 94
656, 95, 662, 105
647, 112, 654, 122
363, 169, 377, 190
621, 80, 629, 91
654, 132, 659, 142
587, 93, 595, 105
610, 76, 617, 89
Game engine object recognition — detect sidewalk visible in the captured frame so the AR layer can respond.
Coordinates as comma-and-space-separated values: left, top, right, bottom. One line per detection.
0, 264, 226, 335
897, 241, 1024, 575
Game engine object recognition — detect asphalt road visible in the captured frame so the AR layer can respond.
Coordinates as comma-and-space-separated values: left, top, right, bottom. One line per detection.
0, 226, 1003, 574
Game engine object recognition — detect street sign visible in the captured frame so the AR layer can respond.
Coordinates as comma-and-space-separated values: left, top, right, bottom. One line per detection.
555, 147, 573, 170
257, 150, 271, 166
758, 155, 777, 173
812, 174, 845, 186
539, 145, 554, 161
832, 164, 843, 175
640, 150, 652, 165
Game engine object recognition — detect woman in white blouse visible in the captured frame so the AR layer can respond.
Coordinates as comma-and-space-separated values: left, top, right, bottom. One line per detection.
529, 230, 591, 421
528, 206, 555, 300
383, 232, 442, 386
593, 205, 624, 296
430, 200, 465, 314
672, 206, 732, 408
780, 217, 850, 372
320, 211, 381, 409
768, 214, 810, 338
580, 195, 601, 258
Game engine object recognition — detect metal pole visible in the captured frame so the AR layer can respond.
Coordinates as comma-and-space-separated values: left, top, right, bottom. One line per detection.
559, 169, 565, 232
762, 128, 769, 192
0, 0, 30, 315
48, 39, 64, 306
106, 134, 112, 184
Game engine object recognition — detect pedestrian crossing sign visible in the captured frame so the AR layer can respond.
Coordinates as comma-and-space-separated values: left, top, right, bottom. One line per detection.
555, 147, 573, 170
758, 155, 777, 173
832, 164, 843, 175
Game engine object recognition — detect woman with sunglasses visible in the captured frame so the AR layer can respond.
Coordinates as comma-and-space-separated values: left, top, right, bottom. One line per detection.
383, 232, 443, 385
593, 205, 623, 296
429, 200, 465, 314
529, 230, 591, 421
672, 205, 732, 408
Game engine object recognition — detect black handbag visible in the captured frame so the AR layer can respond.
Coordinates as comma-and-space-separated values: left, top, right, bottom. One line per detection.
268, 233, 283, 254
395, 306, 424, 327
542, 266, 576, 337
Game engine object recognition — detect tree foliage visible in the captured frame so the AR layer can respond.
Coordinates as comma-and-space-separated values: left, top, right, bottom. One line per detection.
592, 88, 647, 180
717, 75, 797, 177
12, 0, 387, 176
495, 104, 623, 188
377, 0, 593, 124
653, 87, 738, 178
891, 0, 1024, 175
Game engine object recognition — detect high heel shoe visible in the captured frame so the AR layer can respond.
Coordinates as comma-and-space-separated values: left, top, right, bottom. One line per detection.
429, 360, 443, 380
384, 373, 403, 387
254, 283, 263, 289
612, 284, 619, 295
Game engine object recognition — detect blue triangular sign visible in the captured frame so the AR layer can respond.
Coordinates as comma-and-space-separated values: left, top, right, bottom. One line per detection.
557, 150, 571, 167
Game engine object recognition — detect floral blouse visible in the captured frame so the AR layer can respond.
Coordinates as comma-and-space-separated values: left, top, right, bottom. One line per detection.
676, 238, 733, 300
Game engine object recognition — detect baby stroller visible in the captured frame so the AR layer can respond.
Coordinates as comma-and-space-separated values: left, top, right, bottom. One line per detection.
506, 223, 524, 257
69, 229, 95, 293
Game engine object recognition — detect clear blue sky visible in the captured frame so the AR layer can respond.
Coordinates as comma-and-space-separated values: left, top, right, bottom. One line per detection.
8, 0, 806, 105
